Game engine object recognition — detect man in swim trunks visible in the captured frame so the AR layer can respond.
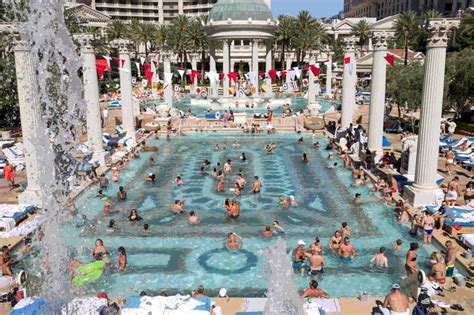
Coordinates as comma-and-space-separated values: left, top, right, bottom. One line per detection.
303, 249, 325, 276
422, 212, 435, 244
338, 237, 355, 262
444, 240, 456, 277
293, 240, 306, 271
379, 284, 410, 315
371, 247, 388, 268
249, 176, 261, 193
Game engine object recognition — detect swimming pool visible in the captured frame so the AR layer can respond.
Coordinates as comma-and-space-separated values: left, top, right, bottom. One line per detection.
143, 96, 338, 117
17, 132, 439, 298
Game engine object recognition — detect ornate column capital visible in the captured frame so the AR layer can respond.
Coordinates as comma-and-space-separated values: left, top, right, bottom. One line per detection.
111, 39, 131, 54
371, 31, 393, 51
343, 36, 358, 53
161, 52, 171, 62
73, 34, 95, 54
426, 18, 460, 48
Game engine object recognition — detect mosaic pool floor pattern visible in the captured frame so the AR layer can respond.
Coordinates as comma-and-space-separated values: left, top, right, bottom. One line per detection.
16, 132, 437, 297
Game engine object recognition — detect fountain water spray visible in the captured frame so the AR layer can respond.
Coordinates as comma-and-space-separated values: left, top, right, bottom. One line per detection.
7, 0, 88, 306
262, 238, 304, 315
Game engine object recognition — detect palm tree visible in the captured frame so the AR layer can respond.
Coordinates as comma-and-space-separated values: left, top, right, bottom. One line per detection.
127, 19, 143, 59
107, 20, 127, 41
275, 15, 295, 69
151, 24, 168, 52
186, 18, 208, 83
168, 15, 191, 68
457, 8, 474, 49
296, 10, 317, 31
351, 20, 372, 51
138, 23, 157, 59
395, 11, 420, 66
83, 26, 109, 54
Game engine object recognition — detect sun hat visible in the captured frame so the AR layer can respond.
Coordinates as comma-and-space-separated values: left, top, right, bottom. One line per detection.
298, 240, 306, 246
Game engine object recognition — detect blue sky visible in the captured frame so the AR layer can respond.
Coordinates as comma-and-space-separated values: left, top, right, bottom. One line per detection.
271, 0, 344, 18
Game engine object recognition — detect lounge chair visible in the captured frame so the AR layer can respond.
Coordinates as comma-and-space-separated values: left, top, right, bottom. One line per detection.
115, 125, 126, 136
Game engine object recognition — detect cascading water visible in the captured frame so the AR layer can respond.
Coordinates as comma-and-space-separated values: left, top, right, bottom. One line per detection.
7, 0, 88, 307
262, 238, 304, 315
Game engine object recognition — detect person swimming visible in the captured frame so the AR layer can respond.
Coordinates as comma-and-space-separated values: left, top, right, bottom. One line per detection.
288, 195, 298, 206
262, 225, 273, 238
278, 195, 289, 206
145, 173, 157, 182
272, 221, 286, 235
240, 153, 247, 162
128, 209, 142, 222
188, 211, 201, 224
174, 175, 183, 185
92, 239, 111, 264
171, 200, 185, 214
326, 162, 338, 169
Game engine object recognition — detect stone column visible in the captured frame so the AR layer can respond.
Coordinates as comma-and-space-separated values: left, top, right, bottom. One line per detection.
13, 39, 46, 206
111, 39, 135, 144
325, 52, 333, 97
405, 19, 459, 205
285, 53, 292, 92
223, 39, 230, 97
251, 40, 259, 96
314, 51, 320, 97
76, 34, 107, 167
340, 36, 358, 130
368, 31, 392, 163
307, 52, 317, 104
265, 40, 272, 97
209, 45, 218, 97
163, 53, 173, 106
191, 54, 198, 93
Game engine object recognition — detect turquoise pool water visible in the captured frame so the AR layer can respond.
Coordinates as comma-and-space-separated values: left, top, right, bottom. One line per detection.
144, 96, 337, 117
17, 132, 438, 298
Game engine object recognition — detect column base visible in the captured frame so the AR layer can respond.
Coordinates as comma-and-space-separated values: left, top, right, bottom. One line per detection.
92, 150, 110, 171
403, 185, 442, 206
18, 189, 45, 208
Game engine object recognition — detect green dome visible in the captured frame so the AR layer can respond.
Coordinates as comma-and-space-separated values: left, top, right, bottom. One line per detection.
208, 0, 273, 22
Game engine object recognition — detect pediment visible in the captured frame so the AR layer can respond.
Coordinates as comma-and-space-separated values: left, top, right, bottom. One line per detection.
66, 4, 112, 23
371, 14, 398, 31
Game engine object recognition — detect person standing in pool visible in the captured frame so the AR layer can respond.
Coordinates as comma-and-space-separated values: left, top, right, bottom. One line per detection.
328, 231, 342, 253
224, 159, 232, 174
405, 242, 419, 275
235, 173, 247, 189
303, 249, 325, 276
293, 240, 306, 271
300, 280, 330, 298
422, 212, 435, 244
302, 153, 309, 163
216, 178, 225, 192
171, 200, 185, 214
240, 153, 247, 162
310, 237, 324, 254
370, 247, 388, 268
278, 195, 289, 206
128, 209, 142, 222
340, 222, 351, 238
249, 176, 261, 193
338, 237, 355, 262
229, 199, 240, 219
117, 247, 128, 272
117, 186, 127, 201
225, 233, 242, 251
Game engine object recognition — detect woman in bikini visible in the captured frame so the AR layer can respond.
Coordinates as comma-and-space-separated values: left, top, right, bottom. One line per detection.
463, 181, 473, 205
405, 242, 419, 275
92, 239, 111, 264
117, 247, 128, 272
431, 254, 446, 284
328, 231, 342, 253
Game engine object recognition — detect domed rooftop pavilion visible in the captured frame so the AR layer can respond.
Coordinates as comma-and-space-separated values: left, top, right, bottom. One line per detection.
206, 0, 276, 40
206, 0, 276, 99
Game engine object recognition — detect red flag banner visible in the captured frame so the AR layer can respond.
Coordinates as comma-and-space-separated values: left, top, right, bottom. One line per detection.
97, 67, 105, 79
144, 63, 151, 74
281, 71, 287, 79
188, 72, 196, 84
145, 70, 154, 84
268, 69, 277, 82
384, 55, 395, 67
96, 59, 111, 71
344, 57, 351, 64
310, 65, 320, 77
258, 72, 264, 80
121, 60, 125, 68
152, 60, 158, 68
227, 72, 237, 84
220, 73, 225, 79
